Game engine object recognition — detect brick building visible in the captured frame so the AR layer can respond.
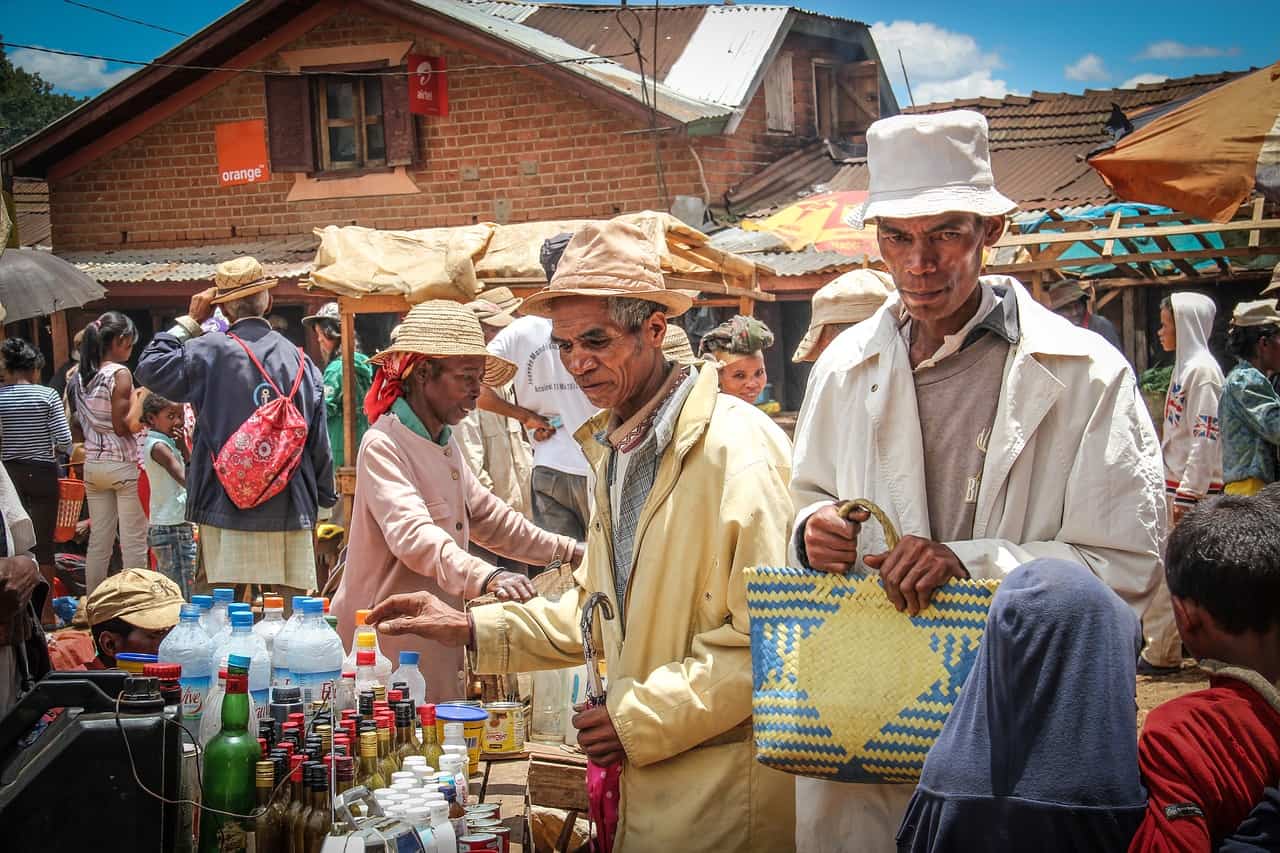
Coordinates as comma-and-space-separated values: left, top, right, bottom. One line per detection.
3, 0, 896, 362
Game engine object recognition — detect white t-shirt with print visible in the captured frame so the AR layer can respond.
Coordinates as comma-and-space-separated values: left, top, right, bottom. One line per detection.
488, 316, 597, 477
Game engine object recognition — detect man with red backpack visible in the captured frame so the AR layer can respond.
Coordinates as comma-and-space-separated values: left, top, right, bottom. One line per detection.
135, 257, 335, 600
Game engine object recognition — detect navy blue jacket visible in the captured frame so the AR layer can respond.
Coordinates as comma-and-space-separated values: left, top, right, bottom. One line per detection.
135, 317, 336, 531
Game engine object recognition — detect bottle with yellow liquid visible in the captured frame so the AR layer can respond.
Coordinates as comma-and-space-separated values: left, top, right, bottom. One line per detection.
355, 729, 387, 792
418, 703, 443, 769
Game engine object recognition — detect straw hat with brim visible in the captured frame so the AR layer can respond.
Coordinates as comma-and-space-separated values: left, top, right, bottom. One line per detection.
85, 568, 184, 631
302, 301, 340, 329
211, 256, 279, 304
1232, 299, 1280, 328
371, 300, 516, 386
848, 111, 1018, 229
523, 220, 693, 318
481, 286, 524, 315
466, 299, 516, 328
661, 324, 698, 365
794, 269, 894, 362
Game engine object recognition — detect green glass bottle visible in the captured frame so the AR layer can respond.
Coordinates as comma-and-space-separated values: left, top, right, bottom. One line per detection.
394, 702, 421, 769
303, 762, 331, 853
198, 655, 262, 853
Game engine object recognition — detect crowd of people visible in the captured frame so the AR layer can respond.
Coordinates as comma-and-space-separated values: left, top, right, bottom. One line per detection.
0, 108, 1276, 852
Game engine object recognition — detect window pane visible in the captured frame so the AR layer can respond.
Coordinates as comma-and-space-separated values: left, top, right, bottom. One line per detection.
328, 125, 357, 163
366, 122, 386, 162
326, 81, 355, 120
364, 77, 383, 115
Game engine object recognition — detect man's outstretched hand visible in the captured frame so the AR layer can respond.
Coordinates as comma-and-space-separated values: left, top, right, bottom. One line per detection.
367, 591, 471, 647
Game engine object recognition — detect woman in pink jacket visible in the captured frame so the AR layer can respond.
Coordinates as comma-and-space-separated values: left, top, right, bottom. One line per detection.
330, 301, 583, 702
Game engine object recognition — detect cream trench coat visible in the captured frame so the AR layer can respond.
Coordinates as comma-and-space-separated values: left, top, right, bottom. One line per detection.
472, 365, 797, 852
788, 276, 1166, 852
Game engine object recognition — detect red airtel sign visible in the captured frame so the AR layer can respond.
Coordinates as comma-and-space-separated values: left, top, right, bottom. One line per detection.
408, 54, 448, 117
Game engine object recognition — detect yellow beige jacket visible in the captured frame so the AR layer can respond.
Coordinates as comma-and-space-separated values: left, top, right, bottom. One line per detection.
472, 365, 796, 851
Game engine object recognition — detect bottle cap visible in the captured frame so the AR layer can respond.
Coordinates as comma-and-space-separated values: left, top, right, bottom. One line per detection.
291, 596, 311, 610
342, 672, 356, 680
405, 806, 431, 824
271, 685, 301, 703
356, 650, 375, 666
418, 704, 436, 725
301, 598, 324, 615
391, 771, 416, 783
398, 650, 420, 665
143, 662, 181, 680
321, 597, 331, 614
231, 611, 253, 627
263, 595, 284, 609
355, 608, 372, 626
355, 632, 376, 650
228, 602, 252, 614
288, 712, 306, 725
388, 689, 403, 703
212, 588, 234, 603
180, 604, 201, 619
227, 653, 251, 671
191, 595, 213, 610
429, 802, 449, 822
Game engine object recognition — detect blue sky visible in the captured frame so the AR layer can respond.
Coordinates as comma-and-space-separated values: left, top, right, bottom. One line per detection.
1, 0, 1274, 105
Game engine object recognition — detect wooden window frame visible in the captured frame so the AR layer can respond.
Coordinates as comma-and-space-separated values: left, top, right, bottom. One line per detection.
300, 60, 391, 176
812, 59, 838, 140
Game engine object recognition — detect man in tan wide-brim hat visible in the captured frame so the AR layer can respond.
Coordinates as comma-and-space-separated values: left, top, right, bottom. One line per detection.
792, 268, 894, 363
330, 300, 582, 703
364, 219, 798, 852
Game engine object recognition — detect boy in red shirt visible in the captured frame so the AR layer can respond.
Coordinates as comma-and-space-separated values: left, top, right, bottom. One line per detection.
1130, 490, 1280, 851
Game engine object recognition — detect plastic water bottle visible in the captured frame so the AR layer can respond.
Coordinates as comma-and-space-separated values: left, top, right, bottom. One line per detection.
191, 594, 214, 635
342, 609, 392, 685
253, 594, 286, 657
199, 667, 258, 748
157, 603, 215, 728
391, 651, 427, 706
206, 588, 234, 637
212, 611, 271, 720
287, 598, 344, 715
270, 596, 313, 686
211, 602, 252, 651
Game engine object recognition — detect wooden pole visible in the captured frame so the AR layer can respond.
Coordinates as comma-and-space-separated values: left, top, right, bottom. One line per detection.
50, 310, 68, 369
340, 308, 356, 522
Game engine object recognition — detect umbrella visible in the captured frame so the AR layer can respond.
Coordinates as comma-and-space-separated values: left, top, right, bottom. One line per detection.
0, 249, 106, 323
742, 190, 880, 258
1088, 62, 1280, 223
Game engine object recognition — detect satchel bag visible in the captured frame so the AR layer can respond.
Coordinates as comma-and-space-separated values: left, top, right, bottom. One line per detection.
213, 335, 308, 510
745, 499, 1000, 784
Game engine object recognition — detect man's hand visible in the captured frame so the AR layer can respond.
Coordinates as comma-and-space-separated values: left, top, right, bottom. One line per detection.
366, 592, 471, 647
572, 702, 626, 766
803, 504, 868, 573
487, 570, 536, 602
864, 537, 968, 615
0, 555, 41, 621
518, 409, 556, 442
188, 287, 217, 324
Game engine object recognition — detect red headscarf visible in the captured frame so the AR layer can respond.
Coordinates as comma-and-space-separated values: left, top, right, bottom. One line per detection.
363, 352, 426, 423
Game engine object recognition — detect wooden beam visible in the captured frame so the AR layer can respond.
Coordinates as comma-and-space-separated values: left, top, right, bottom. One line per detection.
986, 245, 1272, 275
996, 216, 1280, 249
340, 308, 356, 515
50, 310, 68, 370
1122, 289, 1137, 366
1249, 197, 1266, 248
1100, 211, 1124, 257
336, 294, 412, 315
665, 240, 758, 280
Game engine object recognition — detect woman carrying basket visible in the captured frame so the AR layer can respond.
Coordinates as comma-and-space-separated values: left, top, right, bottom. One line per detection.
0, 338, 73, 620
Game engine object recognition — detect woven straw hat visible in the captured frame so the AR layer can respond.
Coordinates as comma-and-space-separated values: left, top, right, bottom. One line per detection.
212, 256, 278, 304
371, 300, 516, 386
661, 324, 698, 365
523, 220, 693, 318
480, 285, 524, 315
793, 269, 894, 362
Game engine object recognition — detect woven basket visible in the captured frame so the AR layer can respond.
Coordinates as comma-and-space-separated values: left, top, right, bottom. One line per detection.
745, 500, 1000, 784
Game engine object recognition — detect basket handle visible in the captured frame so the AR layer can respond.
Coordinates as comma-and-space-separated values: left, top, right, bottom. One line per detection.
835, 498, 900, 551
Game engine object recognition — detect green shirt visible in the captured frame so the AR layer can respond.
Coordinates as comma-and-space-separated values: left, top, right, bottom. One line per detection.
323, 351, 373, 468
391, 397, 451, 446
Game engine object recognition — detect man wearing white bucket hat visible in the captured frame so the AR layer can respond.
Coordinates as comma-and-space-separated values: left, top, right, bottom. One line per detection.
789, 111, 1165, 850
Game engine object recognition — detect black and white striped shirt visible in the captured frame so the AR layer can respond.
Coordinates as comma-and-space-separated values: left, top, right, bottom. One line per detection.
0, 383, 73, 464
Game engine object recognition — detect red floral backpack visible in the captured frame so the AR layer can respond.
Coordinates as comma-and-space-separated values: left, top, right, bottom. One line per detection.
213, 335, 308, 509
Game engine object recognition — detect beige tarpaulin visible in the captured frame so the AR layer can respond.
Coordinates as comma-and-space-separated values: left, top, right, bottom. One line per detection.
309, 223, 497, 301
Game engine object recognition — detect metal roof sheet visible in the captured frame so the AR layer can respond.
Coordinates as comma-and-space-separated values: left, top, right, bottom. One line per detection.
522, 4, 708, 82
662, 6, 791, 107
60, 235, 318, 284
461, 0, 538, 22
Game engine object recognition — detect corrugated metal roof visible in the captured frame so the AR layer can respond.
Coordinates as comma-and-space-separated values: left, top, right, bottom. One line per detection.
522, 4, 707, 82
60, 235, 318, 284
411, 0, 732, 125
461, 0, 538, 22
708, 228, 864, 277
662, 6, 791, 107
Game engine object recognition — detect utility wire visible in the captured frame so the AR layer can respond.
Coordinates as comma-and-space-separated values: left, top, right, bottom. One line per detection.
62, 0, 191, 38
0, 41, 632, 78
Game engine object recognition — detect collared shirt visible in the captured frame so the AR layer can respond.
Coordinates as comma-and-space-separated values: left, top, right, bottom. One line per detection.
391, 398, 451, 447
900, 282, 1020, 370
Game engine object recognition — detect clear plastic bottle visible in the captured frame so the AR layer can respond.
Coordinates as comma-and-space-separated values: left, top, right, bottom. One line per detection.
355, 650, 380, 698
253, 594, 286, 658
210, 602, 252, 653
213, 611, 272, 721
191, 594, 214, 635
199, 667, 259, 748
270, 596, 313, 686
342, 609, 393, 685
333, 671, 357, 716
287, 598, 344, 716
157, 603, 215, 729
206, 587, 235, 638
390, 651, 427, 706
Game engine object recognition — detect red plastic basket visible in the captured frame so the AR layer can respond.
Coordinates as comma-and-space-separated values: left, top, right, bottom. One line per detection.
53, 476, 86, 543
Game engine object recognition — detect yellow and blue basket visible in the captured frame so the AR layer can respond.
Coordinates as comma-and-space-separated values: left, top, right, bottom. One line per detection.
746, 501, 999, 784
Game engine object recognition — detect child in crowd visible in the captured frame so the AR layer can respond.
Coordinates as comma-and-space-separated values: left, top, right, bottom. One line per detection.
1129, 488, 1280, 850
140, 393, 196, 597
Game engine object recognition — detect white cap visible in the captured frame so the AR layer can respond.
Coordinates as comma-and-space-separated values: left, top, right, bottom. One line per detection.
429, 802, 450, 824
391, 780, 417, 791
411, 765, 436, 779
402, 755, 426, 765
372, 787, 396, 801
406, 806, 432, 827
391, 771, 417, 783
442, 745, 468, 759
385, 791, 412, 802
384, 805, 405, 819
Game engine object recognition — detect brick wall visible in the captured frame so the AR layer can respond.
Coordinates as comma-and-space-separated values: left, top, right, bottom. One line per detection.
49, 11, 852, 251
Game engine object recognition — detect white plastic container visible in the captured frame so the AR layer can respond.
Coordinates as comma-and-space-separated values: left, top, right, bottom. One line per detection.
287, 598, 344, 714
252, 594, 286, 657
390, 650, 427, 705
428, 801, 457, 853
406, 805, 437, 852
270, 596, 313, 686
205, 588, 234, 638
342, 609, 393, 685
157, 604, 214, 728
211, 611, 271, 719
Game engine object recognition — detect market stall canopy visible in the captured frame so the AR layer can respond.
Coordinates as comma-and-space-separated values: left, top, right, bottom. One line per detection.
1088, 61, 1280, 223
0, 249, 107, 323
307, 212, 770, 302
740, 190, 880, 259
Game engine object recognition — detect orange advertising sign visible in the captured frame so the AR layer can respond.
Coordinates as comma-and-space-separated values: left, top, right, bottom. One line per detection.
215, 119, 270, 187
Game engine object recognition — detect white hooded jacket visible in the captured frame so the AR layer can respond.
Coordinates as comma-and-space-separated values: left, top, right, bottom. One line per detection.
1161, 292, 1225, 504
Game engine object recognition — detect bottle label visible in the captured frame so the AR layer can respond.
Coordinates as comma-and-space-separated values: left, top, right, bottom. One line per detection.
250, 688, 270, 719
179, 675, 210, 721
270, 666, 291, 686
295, 669, 340, 707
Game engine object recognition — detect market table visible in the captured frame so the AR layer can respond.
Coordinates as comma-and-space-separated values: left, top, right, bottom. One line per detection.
469, 742, 589, 853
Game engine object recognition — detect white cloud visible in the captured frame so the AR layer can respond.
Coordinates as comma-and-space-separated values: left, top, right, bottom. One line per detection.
8, 47, 136, 94
1136, 40, 1240, 60
1120, 73, 1170, 89
871, 20, 1016, 105
1064, 53, 1109, 82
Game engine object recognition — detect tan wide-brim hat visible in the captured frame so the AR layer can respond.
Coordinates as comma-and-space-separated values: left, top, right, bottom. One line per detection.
371, 300, 516, 386
466, 298, 516, 328
85, 568, 184, 631
1045, 281, 1088, 312
480, 286, 524, 315
1232, 298, 1280, 328
661, 324, 698, 365
211, 256, 278, 304
523, 220, 693, 318
1260, 260, 1280, 297
793, 269, 894, 362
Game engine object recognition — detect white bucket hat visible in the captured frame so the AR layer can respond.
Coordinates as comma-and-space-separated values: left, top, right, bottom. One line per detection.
849, 110, 1018, 228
